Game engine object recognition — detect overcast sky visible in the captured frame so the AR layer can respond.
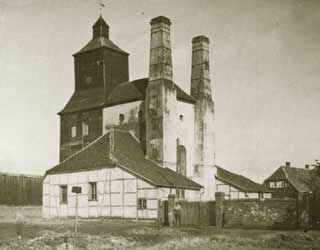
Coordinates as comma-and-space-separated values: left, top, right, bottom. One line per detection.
0, 0, 319, 182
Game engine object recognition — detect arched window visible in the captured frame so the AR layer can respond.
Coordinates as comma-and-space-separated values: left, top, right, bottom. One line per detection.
177, 145, 187, 176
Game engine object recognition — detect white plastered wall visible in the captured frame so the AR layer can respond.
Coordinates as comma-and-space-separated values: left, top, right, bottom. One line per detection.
42, 166, 198, 219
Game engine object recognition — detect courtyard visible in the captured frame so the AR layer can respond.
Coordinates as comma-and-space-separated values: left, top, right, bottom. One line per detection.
0, 206, 319, 250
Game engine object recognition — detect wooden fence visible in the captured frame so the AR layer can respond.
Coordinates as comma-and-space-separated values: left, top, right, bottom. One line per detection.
180, 200, 215, 226
0, 172, 43, 205
159, 198, 215, 226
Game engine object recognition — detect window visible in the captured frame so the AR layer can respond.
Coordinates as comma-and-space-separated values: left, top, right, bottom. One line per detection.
71, 126, 77, 138
179, 114, 184, 121
177, 145, 187, 176
137, 198, 147, 209
176, 189, 185, 199
60, 185, 68, 204
82, 122, 89, 136
119, 114, 125, 124
89, 182, 97, 201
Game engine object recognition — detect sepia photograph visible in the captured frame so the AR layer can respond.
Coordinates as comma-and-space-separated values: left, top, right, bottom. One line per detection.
0, 0, 320, 249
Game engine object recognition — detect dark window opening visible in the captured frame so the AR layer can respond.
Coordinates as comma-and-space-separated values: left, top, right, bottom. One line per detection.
177, 145, 187, 176
119, 114, 125, 124
60, 185, 68, 204
89, 182, 97, 201
137, 198, 147, 209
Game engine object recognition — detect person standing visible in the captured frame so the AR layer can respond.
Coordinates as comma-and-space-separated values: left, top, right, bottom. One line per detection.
15, 210, 25, 240
174, 201, 182, 226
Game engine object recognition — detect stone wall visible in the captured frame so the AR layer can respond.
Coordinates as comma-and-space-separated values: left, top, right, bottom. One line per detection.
223, 198, 298, 229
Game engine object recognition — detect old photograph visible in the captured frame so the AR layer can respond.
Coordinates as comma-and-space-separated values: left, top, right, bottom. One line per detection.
0, 0, 320, 249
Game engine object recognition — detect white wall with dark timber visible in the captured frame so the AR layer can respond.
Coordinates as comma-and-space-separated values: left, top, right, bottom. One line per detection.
42, 167, 176, 219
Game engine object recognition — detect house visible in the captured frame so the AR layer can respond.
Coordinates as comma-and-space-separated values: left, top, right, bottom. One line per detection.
43, 129, 201, 219
215, 166, 272, 199
43, 15, 216, 218
264, 161, 320, 198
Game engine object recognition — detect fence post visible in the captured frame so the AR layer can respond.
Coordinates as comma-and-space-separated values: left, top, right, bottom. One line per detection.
168, 194, 176, 227
215, 192, 225, 228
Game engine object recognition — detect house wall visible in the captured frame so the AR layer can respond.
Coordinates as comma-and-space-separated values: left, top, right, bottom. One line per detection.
176, 101, 195, 179
216, 179, 271, 200
43, 167, 172, 219
264, 180, 297, 198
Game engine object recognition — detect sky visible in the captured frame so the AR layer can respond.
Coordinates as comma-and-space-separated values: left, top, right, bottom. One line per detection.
0, 0, 319, 182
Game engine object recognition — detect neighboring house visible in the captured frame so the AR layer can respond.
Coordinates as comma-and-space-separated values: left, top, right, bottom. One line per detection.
215, 166, 272, 199
44, 15, 217, 218
264, 162, 320, 198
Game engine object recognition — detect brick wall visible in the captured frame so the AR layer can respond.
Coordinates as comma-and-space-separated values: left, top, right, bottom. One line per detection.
223, 198, 298, 229
60, 109, 103, 161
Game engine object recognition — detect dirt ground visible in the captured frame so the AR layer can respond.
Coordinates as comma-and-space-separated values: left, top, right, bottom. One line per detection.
0, 206, 320, 250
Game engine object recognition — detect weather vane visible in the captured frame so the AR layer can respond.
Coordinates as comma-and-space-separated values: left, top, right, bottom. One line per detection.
99, 0, 106, 15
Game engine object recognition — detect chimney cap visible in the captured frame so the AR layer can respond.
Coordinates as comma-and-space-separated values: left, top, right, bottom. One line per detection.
285, 161, 291, 167
150, 16, 171, 25
192, 35, 210, 44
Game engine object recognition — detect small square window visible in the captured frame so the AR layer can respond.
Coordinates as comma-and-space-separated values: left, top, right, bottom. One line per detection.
71, 126, 77, 138
60, 185, 68, 204
137, 198, 147, 209
89, 182, 97, 201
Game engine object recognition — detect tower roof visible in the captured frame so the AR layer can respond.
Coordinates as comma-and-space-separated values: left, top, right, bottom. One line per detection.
73, 16, 128, 55
93, 15, 109, 29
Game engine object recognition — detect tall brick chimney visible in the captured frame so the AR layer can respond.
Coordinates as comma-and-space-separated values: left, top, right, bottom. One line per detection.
145, 16, 177, 170
191, 35, 216, 200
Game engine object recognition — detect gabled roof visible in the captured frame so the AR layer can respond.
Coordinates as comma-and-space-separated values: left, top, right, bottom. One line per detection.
46, 130, 202, 190
59, 78, 195, 114
215, 165, 272, 193
264, 166, 320, 193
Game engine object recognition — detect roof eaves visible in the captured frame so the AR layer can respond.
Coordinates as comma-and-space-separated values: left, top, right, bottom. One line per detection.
73, 43, 129, 56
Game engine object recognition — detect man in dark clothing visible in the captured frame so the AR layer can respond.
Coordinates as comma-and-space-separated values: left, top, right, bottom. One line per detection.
174, 201, 182, 226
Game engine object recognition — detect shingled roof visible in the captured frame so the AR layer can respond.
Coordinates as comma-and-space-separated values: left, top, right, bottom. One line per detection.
215, 165, 272, 193
59, 78, 195, 114
46, 129, 202, 190
264, 166, 320, 193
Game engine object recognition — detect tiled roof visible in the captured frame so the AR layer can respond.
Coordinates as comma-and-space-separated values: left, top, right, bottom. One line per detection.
265, 166, 320, 193
74, 37, 128, 55
46, 130, 202, 190
215, 165, 272, 193
59, 78, 195, 114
